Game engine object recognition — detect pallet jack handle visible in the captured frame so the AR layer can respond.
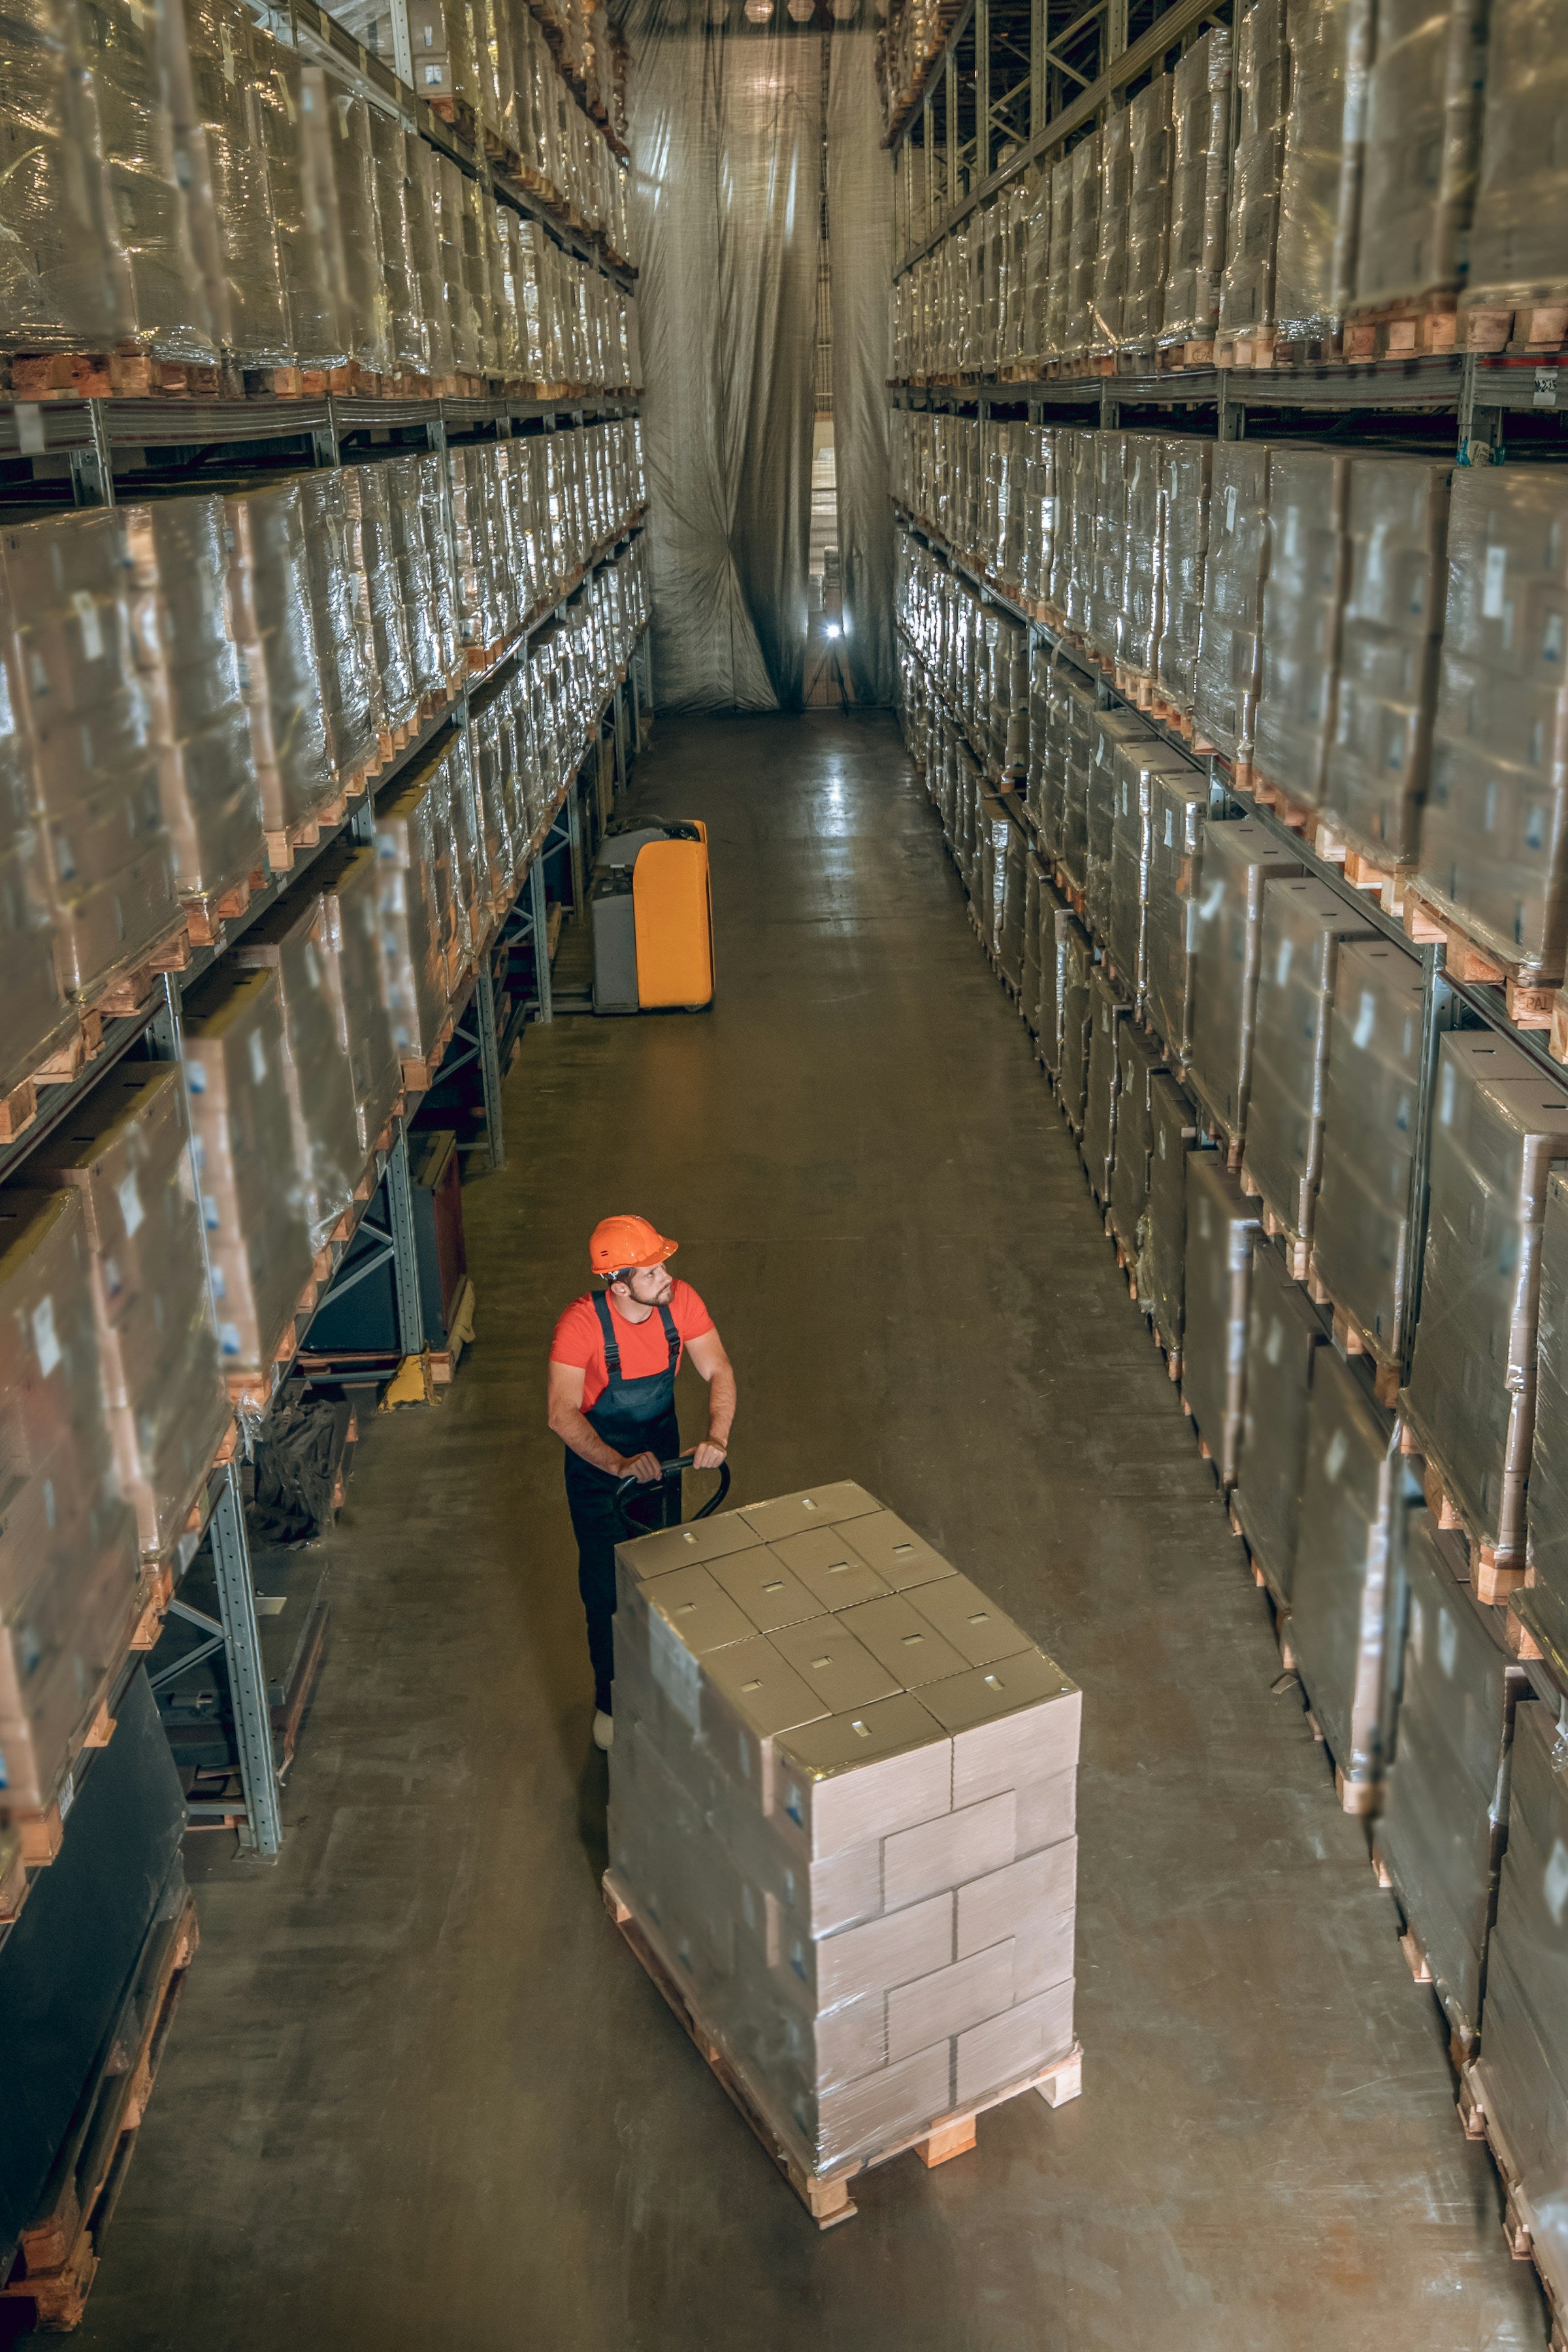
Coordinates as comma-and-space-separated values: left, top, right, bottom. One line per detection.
614, 1451, 732, 1520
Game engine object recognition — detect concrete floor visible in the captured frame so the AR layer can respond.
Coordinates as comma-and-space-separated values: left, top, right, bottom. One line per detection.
71, 711, 1546, 2351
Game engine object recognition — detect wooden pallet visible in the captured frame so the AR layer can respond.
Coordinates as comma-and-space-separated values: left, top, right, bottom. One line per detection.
1215, 328, 1277, 370
91, 922, 195, 1018
1398, 1413, 1522, 1605
1306, 815, 1411, 915
1460, 300, 1568, 357
602, 1871, 1081, 2228
1, 1888, 198, 2331
1343, 294, 1459, 363
1156, 337, 1217, 372
1241, 769, 1316, 836
1237, 1163, 1310, 1280
1458, 2059, 1568, 2350
1369, 1851, 1482, 2068
2, 352, 223, 400
1400, 883, 1556, 1026
1302, 1254, 1401, 1407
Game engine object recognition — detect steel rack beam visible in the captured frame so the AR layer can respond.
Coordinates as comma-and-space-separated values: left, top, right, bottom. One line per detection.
384, 1120, 427, 1358
207, 1464, 284, 1857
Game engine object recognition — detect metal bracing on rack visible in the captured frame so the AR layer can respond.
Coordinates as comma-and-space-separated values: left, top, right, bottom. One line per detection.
384, 1122, 428, 1358
204, 1467, 284, 1857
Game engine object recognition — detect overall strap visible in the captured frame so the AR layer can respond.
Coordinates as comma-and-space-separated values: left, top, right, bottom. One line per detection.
657, 1300, 681, 1369
593, 1289, 621, 1379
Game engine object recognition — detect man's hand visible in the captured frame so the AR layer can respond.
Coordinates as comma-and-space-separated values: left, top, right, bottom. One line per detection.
615, 1450, 664, 1484
692, 1440, 728, 1472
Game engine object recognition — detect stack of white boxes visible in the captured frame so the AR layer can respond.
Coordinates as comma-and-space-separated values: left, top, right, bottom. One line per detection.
608, 1482, 1081, 2195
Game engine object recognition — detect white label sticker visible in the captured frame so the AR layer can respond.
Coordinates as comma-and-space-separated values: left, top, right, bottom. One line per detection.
1437, 1608, 1458, 1681
57, 1767, 74, 1821
1544, 1838, 1568, 1926
1275, 937, 1293, 988
1409, 1593, 1425, 1666
1324, 1429, 1348, 1482
1482, 544, 1508, 621
1353, 988, 1376, 1051
1225, 484, 1238, 531
14, 403, 44, 457
117, 1169, 144, 1237
71, 589, 103, 664
31, 1296, 60, 1377
648, 1607, 702, 1729
248, 1028, 267, 1086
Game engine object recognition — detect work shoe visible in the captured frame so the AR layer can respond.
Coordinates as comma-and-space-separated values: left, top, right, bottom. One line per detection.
593, 1710, 614, 1752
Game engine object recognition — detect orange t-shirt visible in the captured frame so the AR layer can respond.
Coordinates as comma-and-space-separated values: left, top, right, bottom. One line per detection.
550, 1281, 714, 1412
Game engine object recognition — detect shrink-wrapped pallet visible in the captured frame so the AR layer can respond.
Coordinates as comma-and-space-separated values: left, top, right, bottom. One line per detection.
0, 0, 133, 359
1109, 739, 1198, 1013
1120, 437, 1163, 693
1254, 448, 1351, 807
1120, 75, 1173, 355
1243, 877, 1375, 1259
233, 894, 363, 1252
347, 463, 417, 742
1160, 28, 1231, 353
316, 841, 400, 1158
1083, 968, 1130, 1208
1143, 764, 1210, 1065
177, 0, 291, 370
1353, 0, 1486, 317
1194, 440, 1271, 771
1036, 893, 1075, 1083
0, 1189, 141, 1814
1085, 708, 1146, 949
1019, 172, 1050, 370
1088, 436, 1129, 668
1311, 936, 1425, 1368
256, 52, 345, 371
1218, 0, 1288, 345
182, 965, 311, 1382
1528, 1174, 1568, 1658
1026, 646, 1060, 853
1324, 454, 1450, 866
1272, 0, 1370, 351
325, 89, 387, 379
1088, 110, 1132, 359
609, 1482, 1080, 2185
1377, 1509, 1527, 2050
31, 1064, 227, 1558
1233, 1237, 1326, 1602
1022, 852, 1044, 1042
224, 480, 336, 846
1109, 1024, 1164, 1262
449, 442, 504, 655
1404, 1031, 1568, 1572
385, 450, 448, 706
1064, 135, 1100, 361
1186, 818, 1302, 1150
5, 510, 178, 1002
1181, 1152, 1260, 1488
299, 468, 381, 794
378, 748, 459, 1075
1139, 1075, 1198, 1365
1021, 431, 1058, 615
1420, 466, 1568, 984
88, 0, 215, 365
367, 104, 421, 379
999, 825, 1027, 996
0, 546, 71, 1096
1461, 0, 1568, 341
1059, 924, 1095, 1136
1041, 154, 1073, 366
1156, 438, 1213, 723
1290, 1345, 1397, 1805
406, 132, 453, 382
125, 496, 261, 915
1058, 662, 1098, 901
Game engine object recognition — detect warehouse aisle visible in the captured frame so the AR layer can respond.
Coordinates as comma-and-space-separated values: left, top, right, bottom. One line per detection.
71, 714, 1543, 2352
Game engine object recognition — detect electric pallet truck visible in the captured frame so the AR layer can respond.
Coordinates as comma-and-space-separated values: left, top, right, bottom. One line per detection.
589, 819, 715, 1015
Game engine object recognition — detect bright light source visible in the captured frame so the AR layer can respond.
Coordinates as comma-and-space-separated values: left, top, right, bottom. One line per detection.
743, 0, 773, 20
826, 623, 840, 638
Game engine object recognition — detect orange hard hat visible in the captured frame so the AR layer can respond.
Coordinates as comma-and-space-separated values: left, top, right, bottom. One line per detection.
589, 1215, 679, 1275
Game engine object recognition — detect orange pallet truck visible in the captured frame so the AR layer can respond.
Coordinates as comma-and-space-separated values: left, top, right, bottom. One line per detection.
589, 819, 715, 1014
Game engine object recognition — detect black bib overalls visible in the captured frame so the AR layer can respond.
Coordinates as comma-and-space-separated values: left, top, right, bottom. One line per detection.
564, 1291, 683, 1714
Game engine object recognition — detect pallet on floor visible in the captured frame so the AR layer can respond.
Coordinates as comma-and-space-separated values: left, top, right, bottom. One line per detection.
1400, 883, 1556, 1027
1369, 1844, 1482, 2070
1458, 2059, 1568, 2351
1397, 1411, 1522, 1605
602, 1870, 1081, 2228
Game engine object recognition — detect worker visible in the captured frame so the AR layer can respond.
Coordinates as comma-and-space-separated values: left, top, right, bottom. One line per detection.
547, 1215, 737, 1753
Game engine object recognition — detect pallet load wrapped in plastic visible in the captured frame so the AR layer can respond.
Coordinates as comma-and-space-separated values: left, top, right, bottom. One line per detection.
406, 134, 453, 386
1119, 438, 1163, 702
1036, 893, 1075, 1085
1309, 937, 1425, 1381
1109, 739, 1200, 1018
1119, 76, 1173, 361
607, 1482, 1081, 2215
1403, 1032, 1568, 1595
91, 0, 216, 372
1418, 465, 1568, 996
5, 512, 179, 1004
1524, 1176, 1568, 1667
1058, 924, 1095, 1139
1241, 878, 1375, 1278
1254, 447, 1351, 809
1186, 818, 1302, 1155
1350, 0, 1487, 343
1194, 442, 1271, 777
182, 966, 312, 1397
1139, 1075, 1198, 1374
223, 480, 336, 857
1217, 0, 1288, 359
1041, 155, 1073, 371
232, 896, 363, 1254
1022, 430, 1058, 617
323, 88, 387, 384
1290, 1347, 1397, 1812
31, 1064, 228, 1560
125, 497, 262, 931
1154, 439, 1213, 728
0, 538, 72, 1105
1083, 968, 1130, 1210
1022, 853, 1044, 1042
1232, 1239, 1326, 1607
1064, 137, 1101, 367
1026, 647, 1058, 854
1085, 708, 1146, 949
0, 1190, 142, 1818
1142, 764, 1211, 1066
1109, 1025, 1165, 1269
1058, 664, 1098, 905
1270, 0, 1370, 362
176, 0, 291, 376
1158, 28, 1232, 364
1180, 1152, 1261, 1488
367, 104, 420, 384
256, 53, 346, 380
378, 745, 460, 1085
1459, 0, 1568, 352
1375, 1509, 1529, 2054
298, 470, 382, 806
1088, 110, 1132, 365
315, 842, 400, 1160
348, 463, 417, 747
387, 450, 453, 709
1323, 453, 1450, 872
0, 0, 135, 371
998, 828, 1027, 997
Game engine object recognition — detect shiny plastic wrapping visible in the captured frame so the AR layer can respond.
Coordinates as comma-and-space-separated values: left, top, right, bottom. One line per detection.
1026, 641, 1060, 854
406, 130, 452, 381
124, 495, 261, 909
1379, 1511, 1524, 2046
223, 480, 336, 843
1272, 0, 1370, 345
1088, 108, 1131, 359
1404, 1030, 1568, 1564
257, 53, 346, 370
1058, 660, 1098, 900
998, 823, 1027, 995
1233, 1238, 1326, 1600
88, 0, 215, 362
1120, 76, 1172, 353
437, 155, 478, 377
299, 469, 381, 794
1218, 0, 1288, 338
182, 964, 312, 1377
0, 0, 133, 356
1421, 465, 1568, 981
367, 103, 422, 376
1324, 453, 1450, 864
1529, 1173, 1568, 1654
5, 510, 178, 1002
1143, 764, 1211, 1064
1141, 1077, 1199, 1361
1083, 968, 1130, 1208
1121, 435, 1163, 689
326, 89, 388, 378
1109, 1022, 1164, 1259
1160, 29, 1232, 349
1086, 708, 1146, 948
1109, 737, 1196, 1013
1311, 936, 1424, 1364
1186, 817, 1303, 1149
1181, 1152, 1260, 1488
1064, 133, 1101, 361
1244, 878, 1374, 1247
1088, 435, 1129, 668
1022, 850, 1043, 1041
348, 462, 417, 741
1463, 0, 1568, 318
0, 544, 72, 1093
316, 840, 400, 1157
1041, 154, 1073, 366
177, 0, 291, 369
1059, 922, 1094, 1135
30, 1064, 227, 1559
1036, 888, 1073, 1082
1255, 447, 1351, 805
385, 450, 446, 705
1354, 0, 1487, 310
0, 1189, 140, 1812
608, 1484, 1080, 2181
1155, 438, 1213, 720
232, 892, 363, 1252
1290, 1345, 1396, 1791
378, 746, 459, 1070
1194, 440, 1271, 767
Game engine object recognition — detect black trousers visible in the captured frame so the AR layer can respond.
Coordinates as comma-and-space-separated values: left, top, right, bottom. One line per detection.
564, 1416, 681, 1714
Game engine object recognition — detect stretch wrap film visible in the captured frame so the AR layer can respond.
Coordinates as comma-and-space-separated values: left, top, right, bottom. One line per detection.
1181, 1151, 1260, 1489
1159, 27, 1231, 349
316, 841, 400, 1159
1194, 441, 1271, 768
1156, 438, 1212, 721
1060, 924, 1094, 1137
1140, 1073, 1198, 1362
1120, 75, 1173, 353
327, 90, 388, 378
0, 0, 133, 355
258, 52, 346, 371
1529, 1174, 1568, 1658
0, 1190, 140, 1814
1244, 877, 1374, 1247
1290, 1345, 1396, 1791
1036, 890, 1073, 1083
1058, 661, 1098, 901
31, 1065, 227, 1560
233, 894, 363, 1255
1083, 968, 1130, 1209
1271, 0, 1369, 346
1109, 1024, 1165, 1262
1379, 1511, 1526, 2046
1143, 764, 1211, 1066
300, 470, 380, 796
1463, 0, 1568, 320
1121, 436, 1162, 689
1420, 465, 1568, 983
1405, 1031, 1568, 1565
608, 1482, 1079, 2178
1041, 155, 1073, 367
1234, 1238, 1326, 1601
1218, 0, 1288, 338
90, 0, 214, 363
1064, 134, 1101, 361
1110, 738, 1198, 1016
1022, 853, 1043, 1044
1255, 446, 1350, 808
0, 546, 69, 1098
1088, 106, 1132, 359
378, 746, 460, 1071
1311, 936, 1425, 1368
1085, 707, 1145, 949
1354, 0, 1486, 310
178, 0, 291, 368
224, 480, 336, 842
1186, 817, 1303, 1149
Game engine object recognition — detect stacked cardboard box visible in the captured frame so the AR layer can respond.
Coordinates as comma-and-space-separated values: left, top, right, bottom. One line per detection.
1180, 1152, 1261, 1488
1138, 1075, 1197, 1369
233, 894, 364, 1252
1309, 936, 1426, 1371
1289, 1347, 1398, 1810
1232, 1239, 1326, 1605
609, 1482, 1080, 2185
1242, 877, 1373, 1265
1186, 819, 1301, 1152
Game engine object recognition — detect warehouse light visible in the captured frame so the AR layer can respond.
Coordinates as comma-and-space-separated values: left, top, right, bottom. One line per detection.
744, 0, 774, 20
826, 623, 840, 638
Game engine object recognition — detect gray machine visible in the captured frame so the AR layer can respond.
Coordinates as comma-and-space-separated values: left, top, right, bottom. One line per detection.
590, 819, 706, 1014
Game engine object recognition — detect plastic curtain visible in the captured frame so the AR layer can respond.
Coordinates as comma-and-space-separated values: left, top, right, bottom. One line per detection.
827, 32, 895, 706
